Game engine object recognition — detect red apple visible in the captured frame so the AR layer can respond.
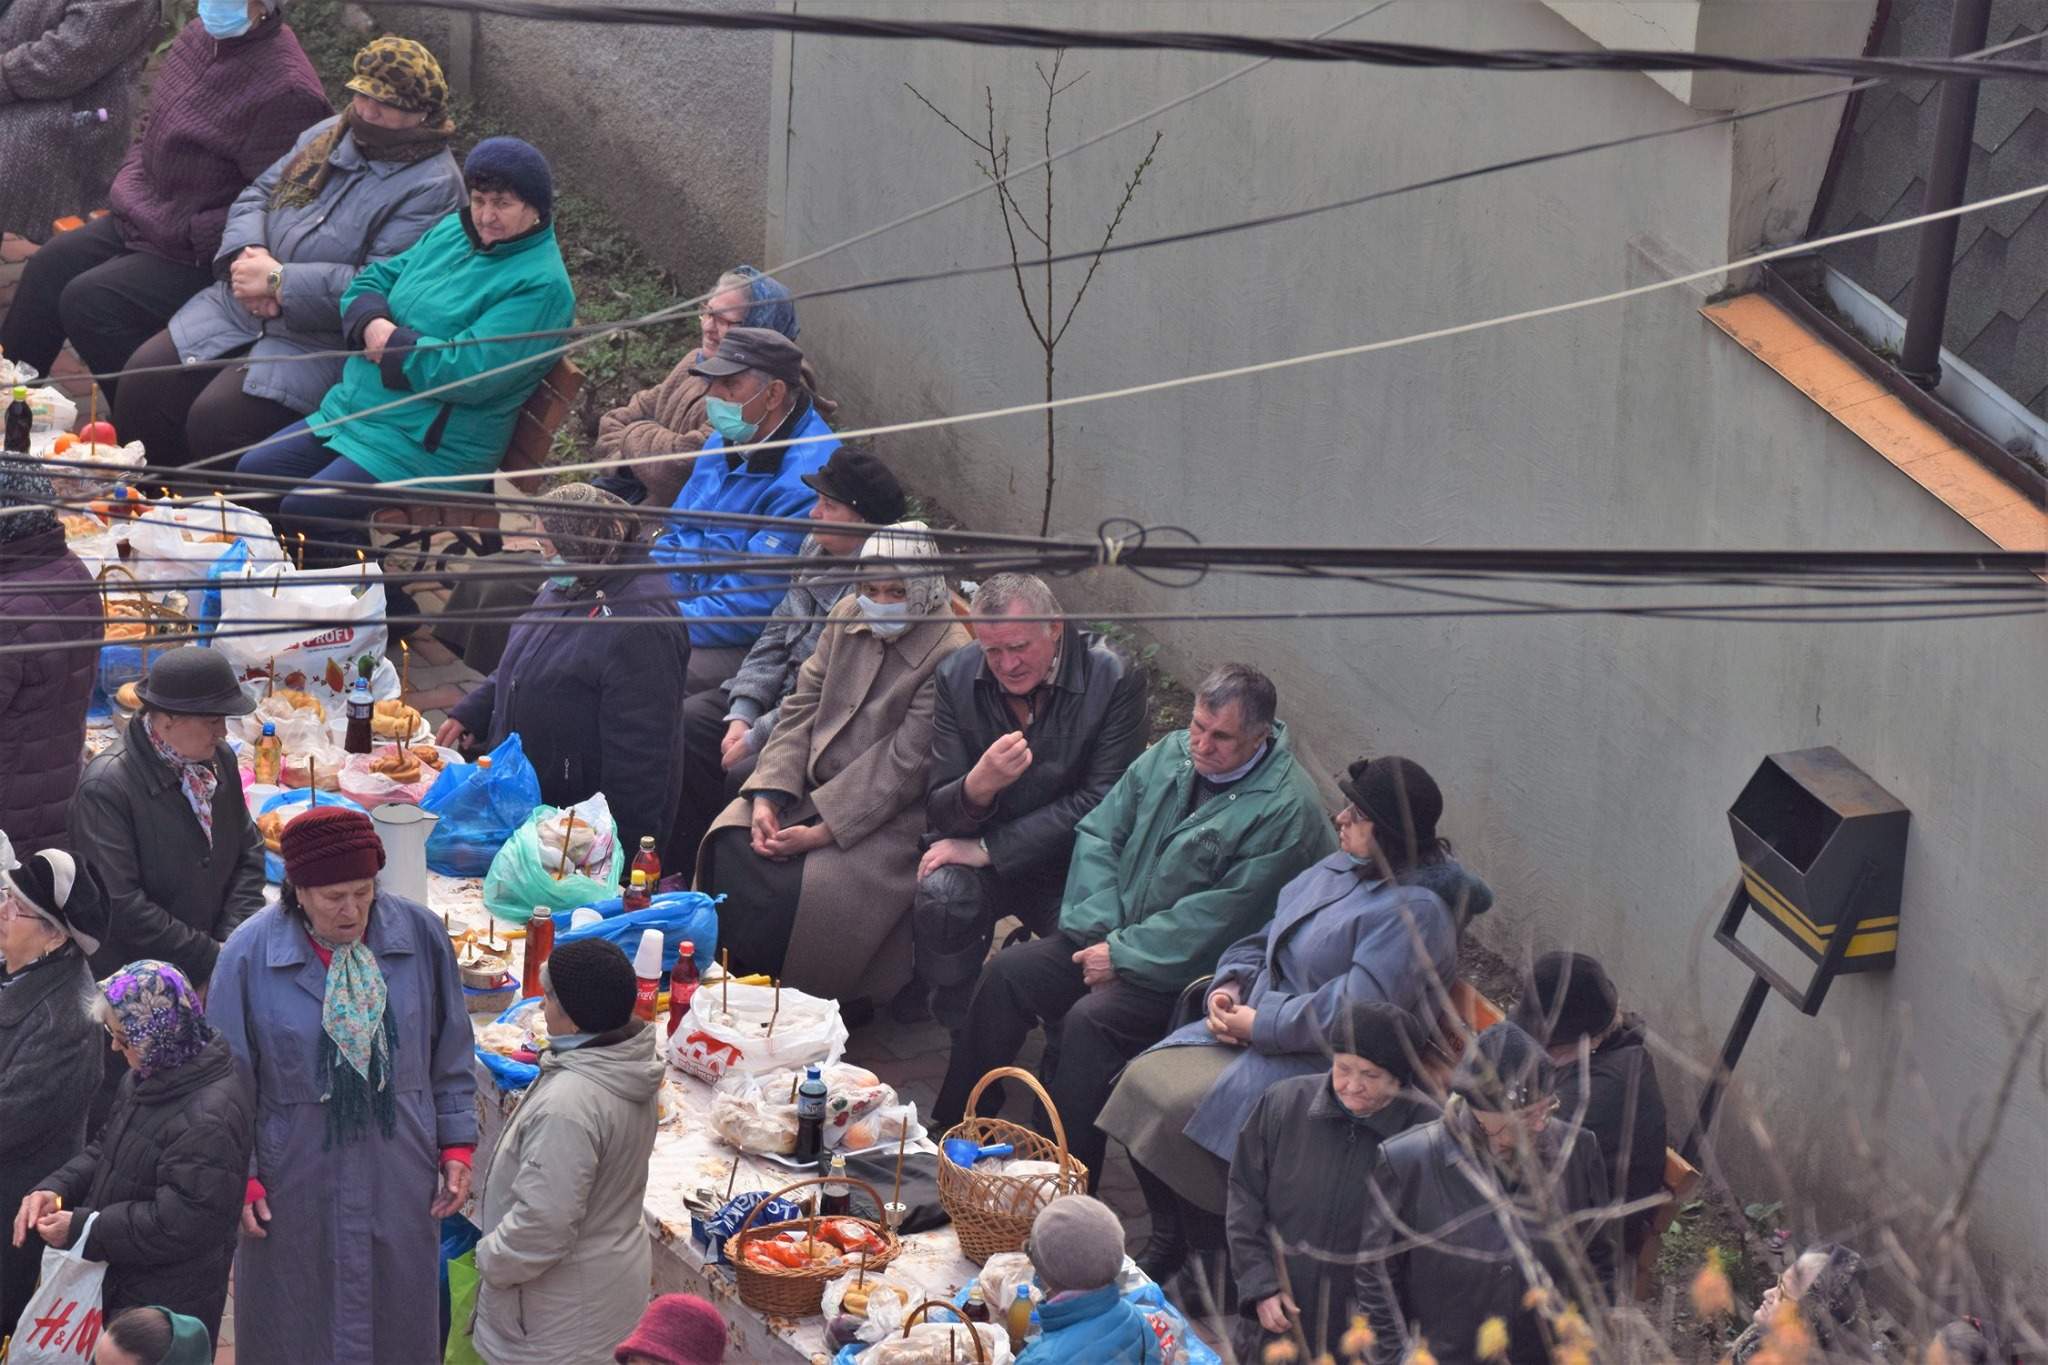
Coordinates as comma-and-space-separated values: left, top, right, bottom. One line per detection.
77, 420, 118, 446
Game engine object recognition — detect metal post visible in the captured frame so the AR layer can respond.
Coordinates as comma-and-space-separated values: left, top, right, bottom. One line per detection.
1681, 974, 1771, 1165
1897, 0, 1994, 386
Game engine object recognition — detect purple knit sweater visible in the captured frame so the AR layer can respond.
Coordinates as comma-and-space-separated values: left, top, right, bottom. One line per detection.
108, 17, 330, 266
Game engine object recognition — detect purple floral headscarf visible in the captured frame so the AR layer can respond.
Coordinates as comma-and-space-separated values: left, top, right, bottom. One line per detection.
101, 960, 214, 1079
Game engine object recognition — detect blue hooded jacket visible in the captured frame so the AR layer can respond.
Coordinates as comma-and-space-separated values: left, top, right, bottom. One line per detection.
1017, 1285, 1168, 1364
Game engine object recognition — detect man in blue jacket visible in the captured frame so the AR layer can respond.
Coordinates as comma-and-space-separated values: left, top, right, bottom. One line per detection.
650, 327, 839, 692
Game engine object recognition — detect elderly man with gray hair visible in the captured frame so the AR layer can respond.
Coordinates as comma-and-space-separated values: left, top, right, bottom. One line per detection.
933, 662, 1333, 1185
901, 572, 1147, 1026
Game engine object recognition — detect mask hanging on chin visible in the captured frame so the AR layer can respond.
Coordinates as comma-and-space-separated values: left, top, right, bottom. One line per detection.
704, 395, 760, 446
198, 0, 256, 38
855, 595, 911, 638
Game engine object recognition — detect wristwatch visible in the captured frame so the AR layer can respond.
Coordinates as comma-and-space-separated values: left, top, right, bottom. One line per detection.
266, 265, 284, 297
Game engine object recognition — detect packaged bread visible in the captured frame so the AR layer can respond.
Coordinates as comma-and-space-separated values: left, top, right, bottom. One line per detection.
859, 1323, 1009, 1365
272, 689, 325, 719
279, 753, 342, 791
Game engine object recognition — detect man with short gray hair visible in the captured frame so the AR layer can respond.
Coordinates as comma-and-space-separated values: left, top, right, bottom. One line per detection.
933, 661, 1333, 1184
903, 573, 1148, 1025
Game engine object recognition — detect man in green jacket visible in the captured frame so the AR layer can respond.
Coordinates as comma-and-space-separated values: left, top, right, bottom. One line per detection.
933, 663, 1335, 1185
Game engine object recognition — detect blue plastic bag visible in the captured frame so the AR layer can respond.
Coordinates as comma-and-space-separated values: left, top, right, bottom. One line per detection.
476, 996, 544, 1091
196, 539, 251, 638
257, 788, 367, 884
422, 733, 542, 876
553, 891, 720, 977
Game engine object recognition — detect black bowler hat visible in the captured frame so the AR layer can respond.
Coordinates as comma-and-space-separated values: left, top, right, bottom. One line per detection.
802, 446, 906, 526
688, 326, 805, 387
134, 646, 255, 717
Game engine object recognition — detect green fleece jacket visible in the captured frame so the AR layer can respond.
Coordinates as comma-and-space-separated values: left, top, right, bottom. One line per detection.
1058, 720, 1336, 993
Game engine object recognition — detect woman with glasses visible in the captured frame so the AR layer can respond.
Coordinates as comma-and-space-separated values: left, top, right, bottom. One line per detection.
1352, 1022, 1613, 1365
0, 838, 108, 1335
14, 959, 253, 1343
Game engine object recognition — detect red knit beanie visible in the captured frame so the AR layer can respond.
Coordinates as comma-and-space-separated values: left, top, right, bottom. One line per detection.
613, 1295, 726, 1365
281, 806, 386, 888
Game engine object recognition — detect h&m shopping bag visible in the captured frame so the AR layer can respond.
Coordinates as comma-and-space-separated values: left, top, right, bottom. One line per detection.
7, 1212, 105, 1364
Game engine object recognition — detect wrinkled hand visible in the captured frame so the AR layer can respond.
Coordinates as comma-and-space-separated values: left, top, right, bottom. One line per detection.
748, 798, 783, 857
1204, 987, 1242, 1041
720, 719, 756, 772
362, 317, 399, 364
1072, 942, 1115, 988
244, 295, 282, 320
963, 732, 1032, 807
431, 1159, 471, 1218
11, 1191, 57, 1248
1207, 1003, 1256, 1047
229, 247, 281, 302
34, 1210, 73, 1248
1256, 1292, 1299, 1336
918, 836, 990, 881
434, 717, 471, 749
240, 1195, 271, 1240
762, 820, 831, 860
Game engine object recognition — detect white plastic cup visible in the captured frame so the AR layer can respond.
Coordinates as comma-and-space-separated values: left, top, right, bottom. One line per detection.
569, 907, 603, 932
632, 927, 664, 979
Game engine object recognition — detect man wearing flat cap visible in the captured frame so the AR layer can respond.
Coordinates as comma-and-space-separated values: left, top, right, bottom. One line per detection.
650, 326, 842, 693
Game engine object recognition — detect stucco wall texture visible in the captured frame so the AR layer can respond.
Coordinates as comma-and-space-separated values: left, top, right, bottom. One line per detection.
752, 1, 2047, 1293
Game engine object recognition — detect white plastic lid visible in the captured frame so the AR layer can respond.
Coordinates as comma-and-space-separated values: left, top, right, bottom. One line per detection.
569, 907, 603, 932
632, 927, 663, 978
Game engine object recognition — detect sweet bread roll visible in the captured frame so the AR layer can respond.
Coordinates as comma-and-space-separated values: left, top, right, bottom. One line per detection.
412, 745, 446, 771
115, 681, 142, 710
369, 749, 422, 784
372, 700, 421, 740
280, 755, 340, 791
273, 689, 325, 719
256, 810, 286, 854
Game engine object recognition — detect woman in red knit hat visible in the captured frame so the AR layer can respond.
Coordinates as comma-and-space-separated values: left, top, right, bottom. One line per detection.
615, 1293, 727, 1365
202, 804, 477, 1365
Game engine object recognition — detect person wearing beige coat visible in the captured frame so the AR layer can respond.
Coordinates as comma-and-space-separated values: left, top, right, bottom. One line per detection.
701, 523, 970, 1007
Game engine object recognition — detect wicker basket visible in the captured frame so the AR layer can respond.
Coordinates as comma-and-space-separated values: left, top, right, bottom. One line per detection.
897, 1302, 993, 1362
731, 1174, 902, 1318
937, 1066, 1088, 1264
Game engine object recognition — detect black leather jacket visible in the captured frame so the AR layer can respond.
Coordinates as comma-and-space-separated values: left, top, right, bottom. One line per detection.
1355, 1111, 1613, 1365
924, 631, 1147, 883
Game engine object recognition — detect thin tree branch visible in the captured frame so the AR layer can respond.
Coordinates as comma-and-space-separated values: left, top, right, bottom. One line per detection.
1053, 130, 1163, 347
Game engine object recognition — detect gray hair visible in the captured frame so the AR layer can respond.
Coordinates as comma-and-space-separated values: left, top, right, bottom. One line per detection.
711, 269, 755, 304
971, 573, 1060, 628
1194, 662, 1276, 736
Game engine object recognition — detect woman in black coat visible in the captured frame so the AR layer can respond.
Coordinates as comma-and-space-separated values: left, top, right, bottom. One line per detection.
15, 957, 252, 1340
0, 838, 107, 1336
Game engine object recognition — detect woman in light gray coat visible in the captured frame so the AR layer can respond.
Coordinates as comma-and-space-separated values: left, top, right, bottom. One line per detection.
475, 939, 662, 1365
114, 34, 465, 469
0, 0, 157, 240
205, 806, 477, 1365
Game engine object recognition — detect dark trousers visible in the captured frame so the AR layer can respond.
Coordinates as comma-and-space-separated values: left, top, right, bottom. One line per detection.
115, 328, 301, 472
233, 420, 379, 565
671, 687, 757, 872
933, 931, 1177, 1187
0, 215, 212, 389
911, 862, 1063, 1028
703, 824, 805, 978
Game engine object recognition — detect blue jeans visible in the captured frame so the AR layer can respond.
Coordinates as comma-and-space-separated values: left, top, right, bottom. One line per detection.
235, 420, 380, 567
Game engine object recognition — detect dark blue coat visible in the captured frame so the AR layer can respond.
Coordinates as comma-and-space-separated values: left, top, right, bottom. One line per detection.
450, 551, 691, 857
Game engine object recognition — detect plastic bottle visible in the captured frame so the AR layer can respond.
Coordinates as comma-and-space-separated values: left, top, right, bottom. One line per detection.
253, 722, 282, 784
476, 755, 492, 771
1005, 1284, 1035, 1352
794, 1064, 827, 1164
68, 108, 109, 127
342, 658, 374, 754
631, 834, 662, 888
960, 1285, 990, 1325
623, 868, 652, 911
520, 907, 553, 999
664, 939, 699, 1038
819, 1152, 851, 1216
4, 387, 31, 455
631, 928, 663, 1022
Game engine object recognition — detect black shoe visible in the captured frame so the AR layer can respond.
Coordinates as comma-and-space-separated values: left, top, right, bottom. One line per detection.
888, 980, 933, 1025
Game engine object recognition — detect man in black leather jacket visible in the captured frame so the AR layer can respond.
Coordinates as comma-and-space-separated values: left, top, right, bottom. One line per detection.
903, 573, 1147, 1025
1354, 1023, 1614, 1365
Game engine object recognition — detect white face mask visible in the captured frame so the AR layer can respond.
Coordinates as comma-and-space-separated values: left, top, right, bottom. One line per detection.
856, 595, 911, 638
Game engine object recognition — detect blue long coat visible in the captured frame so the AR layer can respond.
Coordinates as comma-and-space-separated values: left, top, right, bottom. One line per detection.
206, 894, 478, 1365
1151, 854, 1491, 1159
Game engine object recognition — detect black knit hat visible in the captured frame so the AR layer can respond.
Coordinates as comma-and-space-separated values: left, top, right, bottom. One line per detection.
1511, 951, 1619, 1047
1337, 755, 1442, 864
545, 937, 637, 1033
1, 842, 110, 956
1325, 999, 1422, 1084
1451, 1022, 1555, 1112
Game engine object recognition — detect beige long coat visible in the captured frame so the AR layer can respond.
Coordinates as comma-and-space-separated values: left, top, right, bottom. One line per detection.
704, 596, 969, 1001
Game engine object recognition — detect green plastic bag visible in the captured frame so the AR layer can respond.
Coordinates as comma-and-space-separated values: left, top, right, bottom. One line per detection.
482, 793, 621, 924
445, 1249, 486, 1365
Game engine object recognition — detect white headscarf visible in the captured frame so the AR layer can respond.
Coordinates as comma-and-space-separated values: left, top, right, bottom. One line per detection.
849, 519, 949, 630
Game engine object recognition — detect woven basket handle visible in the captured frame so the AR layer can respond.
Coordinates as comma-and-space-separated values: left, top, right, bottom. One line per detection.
960, 1065, 1078, 1187
731, 1172, 888, 1243
900, 1302, 992, 1362
96, 562, 139, 591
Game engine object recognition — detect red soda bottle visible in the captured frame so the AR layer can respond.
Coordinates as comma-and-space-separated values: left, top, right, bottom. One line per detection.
665, 940, 699, 1038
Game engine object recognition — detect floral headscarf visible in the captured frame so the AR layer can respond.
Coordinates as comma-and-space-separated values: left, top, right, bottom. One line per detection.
101, 960, 214, 1079
851, 519, 949, 630
537, 482, 639, 577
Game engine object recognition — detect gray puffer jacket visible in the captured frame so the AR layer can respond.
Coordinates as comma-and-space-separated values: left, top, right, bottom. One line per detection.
167, 114, 464, 415
721, 537, 852, 749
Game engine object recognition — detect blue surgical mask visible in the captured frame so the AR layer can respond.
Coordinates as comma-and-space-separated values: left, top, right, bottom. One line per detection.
540, 553, 575, 591
856, 595, 911, 638
198, 0, 255, 38
1343, 850, 1377, 869
704, 395, 760, 446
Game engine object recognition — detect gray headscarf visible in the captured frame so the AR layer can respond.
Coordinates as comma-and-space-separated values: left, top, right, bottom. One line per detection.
0, 458, 59, 545
850, 519, 948, 629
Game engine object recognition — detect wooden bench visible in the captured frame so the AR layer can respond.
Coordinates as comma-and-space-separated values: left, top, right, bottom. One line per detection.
371, 356, 582, 577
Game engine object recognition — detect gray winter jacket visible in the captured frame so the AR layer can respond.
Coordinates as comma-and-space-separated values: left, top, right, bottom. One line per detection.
474, 1021, 664, 1365
721, 537, 852, 750
167, 114, 464, 415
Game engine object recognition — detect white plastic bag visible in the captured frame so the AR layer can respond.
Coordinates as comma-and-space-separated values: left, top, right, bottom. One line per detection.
670, 980, 846, 1083
821, 1273, 921, 1345
7, 1211, 104, 1364
127, 494, 282, 583
212, 561, 388, 686
36, 439, 144, 499
708, 1062, 896, 1157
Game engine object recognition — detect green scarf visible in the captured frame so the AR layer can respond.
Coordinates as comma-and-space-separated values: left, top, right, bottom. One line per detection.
312, 933, 398, 1147
272, 109, 457, 211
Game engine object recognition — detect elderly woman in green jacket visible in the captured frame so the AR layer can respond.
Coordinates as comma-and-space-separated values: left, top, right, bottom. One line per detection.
234, 136, 574, 566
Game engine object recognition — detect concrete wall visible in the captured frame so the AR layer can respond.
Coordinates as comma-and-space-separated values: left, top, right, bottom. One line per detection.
751, 0, 2045, 1295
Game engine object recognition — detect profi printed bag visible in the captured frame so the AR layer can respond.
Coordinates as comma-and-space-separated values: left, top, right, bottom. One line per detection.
7, 1212, 105, 1364
212, 561, 389, 690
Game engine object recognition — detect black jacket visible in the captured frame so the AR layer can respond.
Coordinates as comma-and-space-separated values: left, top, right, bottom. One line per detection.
1227, 1075, 1425, 1358
924, 631, 1146, 885
69, 725, 265, 987
1355, 1112, 1613, 1365
39, 1034, 254, 1341
1556, 1019, 1667, 1258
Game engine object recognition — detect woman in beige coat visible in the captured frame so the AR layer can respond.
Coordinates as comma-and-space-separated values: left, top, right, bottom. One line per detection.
701, 521, 969, 1008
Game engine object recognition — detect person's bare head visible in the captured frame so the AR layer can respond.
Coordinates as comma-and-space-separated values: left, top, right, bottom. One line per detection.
972, 574, 1064, 696
1186, 663, 1275, 776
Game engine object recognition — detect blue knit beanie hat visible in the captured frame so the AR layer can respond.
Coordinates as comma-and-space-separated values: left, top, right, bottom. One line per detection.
464, 137, 553, 222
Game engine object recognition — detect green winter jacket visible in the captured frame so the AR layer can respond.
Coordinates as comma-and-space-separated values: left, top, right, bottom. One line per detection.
1058, 720, 1336, 994
314, 210, 575, 486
